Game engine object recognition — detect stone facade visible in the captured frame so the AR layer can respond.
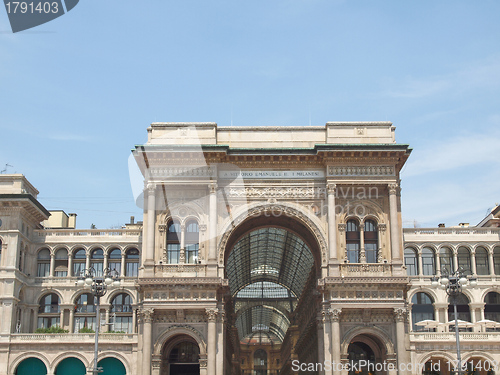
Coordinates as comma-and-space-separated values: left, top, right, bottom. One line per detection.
0, 122, 498, 375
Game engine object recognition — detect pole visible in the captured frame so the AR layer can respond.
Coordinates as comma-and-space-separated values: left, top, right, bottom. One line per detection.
453, 295, 462, 375
94, 294, 100, 375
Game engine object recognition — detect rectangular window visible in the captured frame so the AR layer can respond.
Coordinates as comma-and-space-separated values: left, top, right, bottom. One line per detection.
347, 243, 359, 263
37, 263, 50, 277
109, 261, 121, 275
37, 316, 60, 329
186, 243, 199, 264
113, 316, 132, 333
73, 262, 85, 277
55, 270, 67, 277
126, 262, 138, 277
167, 243, 180, 264
365, 243, 378, 263
74, 316, 96, 333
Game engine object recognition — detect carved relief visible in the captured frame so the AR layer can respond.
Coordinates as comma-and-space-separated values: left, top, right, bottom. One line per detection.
327, 165, 395, 177
227, 187, 320, 199
139, 307, 155, 323
388, 183, 398, 195
149, 166, 215, 178
393, 308, 407, 322
205, 307, 219, 322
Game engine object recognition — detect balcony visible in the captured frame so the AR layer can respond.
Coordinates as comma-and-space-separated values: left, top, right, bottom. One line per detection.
10, 333, 137, 343
410, 331, 500, 342
33, 229, 142, 243
339, 263, 394, 277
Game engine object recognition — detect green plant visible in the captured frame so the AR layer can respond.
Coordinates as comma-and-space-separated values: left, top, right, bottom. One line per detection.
107, 330, 126, 333
34, 325, 68, 333
78, 327, 95, 333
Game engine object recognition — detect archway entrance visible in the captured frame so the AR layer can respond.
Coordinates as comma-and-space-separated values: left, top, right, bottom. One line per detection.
223, 211, 322, 375
347, 334, 388, 375
161, 335, 200, 375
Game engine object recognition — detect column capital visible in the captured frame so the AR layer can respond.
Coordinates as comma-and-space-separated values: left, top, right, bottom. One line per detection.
326, 182, 337, 194
206, 307, 219, 322
338, 223, 346, 232
139, 307, 155, 323
393, 307, 407, 322
146, 183, 156, 195
209, 181, 218, 194
388, 183, 399, 195
378, 223, 387, 232
330, 308, 342, 322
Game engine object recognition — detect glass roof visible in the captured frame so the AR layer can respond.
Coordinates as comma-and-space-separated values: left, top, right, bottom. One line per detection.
227, 227, 315, 344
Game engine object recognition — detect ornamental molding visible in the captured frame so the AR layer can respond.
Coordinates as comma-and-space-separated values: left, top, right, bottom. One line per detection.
149, 166, 216, 178
330, 308, 342, 322
153, 324, 207, 355
205, 307, 219, 322
388, 183, 399, 195
138, 307, 155, 323
209, 182, 218, 194
218, 202, 328, 265
227, 186, 320, 199
393, 307, 407, 322
326, 183, 337, 194
327, 165, 395, 177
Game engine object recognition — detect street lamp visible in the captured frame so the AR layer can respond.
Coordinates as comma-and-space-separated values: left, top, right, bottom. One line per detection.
431, 268, 477, 375
77, 267, 121, 374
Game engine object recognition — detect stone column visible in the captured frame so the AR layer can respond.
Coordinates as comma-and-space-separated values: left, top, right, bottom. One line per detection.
471, 251, 477, 275
68, 254, 73, 277
435, 252, 441, 276
208, 182, 217, 261
322, 309, 332, 375
141, 308, 155, 375
179, 224, 186, 264
330, 308, 342, 368
121, 254, 126, 277
394, 308, 409, 375
417, 250, 423, 276
69, 308, 74, 333
316, 315, 325, 371
206, 307, 218, 375
359, 227, 366, 263
489, 250, 495, 276
145, 184, 156, 265
85, 252, 90, 271
453, 251, 458, 274
105, 310, 110, 332
327, 183, 337, 261
103, 252, 108, 271
50, 252, 55, 277
216, 310, 225, 374
388, 183, 401, 261
60, 309, 65, 328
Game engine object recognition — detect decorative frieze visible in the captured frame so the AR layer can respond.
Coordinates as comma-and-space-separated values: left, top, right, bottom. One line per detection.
227, 187, 321, 199
327, 165, 395, 177
150, 167, 216, 178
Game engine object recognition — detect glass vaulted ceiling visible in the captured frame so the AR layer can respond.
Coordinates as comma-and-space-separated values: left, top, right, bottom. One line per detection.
227, 227, 315, 344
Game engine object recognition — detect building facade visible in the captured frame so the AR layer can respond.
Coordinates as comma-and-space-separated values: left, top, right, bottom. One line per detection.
0, 122, 499, 375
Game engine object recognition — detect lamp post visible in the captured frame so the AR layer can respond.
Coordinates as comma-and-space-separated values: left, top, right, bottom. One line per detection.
431, 268, 477, 375
77, 267, 121, 375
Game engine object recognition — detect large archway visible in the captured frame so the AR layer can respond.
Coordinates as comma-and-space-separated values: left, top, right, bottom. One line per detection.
344, 332, 392, 375
223, 211, 323, 375
161, 334, 201, 375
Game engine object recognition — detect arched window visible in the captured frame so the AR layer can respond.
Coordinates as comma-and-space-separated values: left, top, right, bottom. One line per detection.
73, 249, 86, 277
108, 249, 122, 274
439, 247, 454, 274
411, 292, 435, 331
458, 247, 471, 275
169, 341, 200, 364
74, 293, 96, 332
185, 221, 199, 264
37, 249, 51, 277
364, 220, 378, 263
110, 293, 133, 333
404, 248, 418, 276
54, 248, 68, 277
254, 349, 268, 370
475, 247, 490, 275
167, 220, 181, 264
484, 292, 500, 323
494, 247, 500, 275
346, 220, 360, 263
125, 248, 139, 277
448, 293, 470, 322
38, 293, 60, 329
422, 247, 436, 275
91, 249, 104, 276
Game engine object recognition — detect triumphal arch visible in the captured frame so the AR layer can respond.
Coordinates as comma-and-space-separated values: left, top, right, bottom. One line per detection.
133, 122, 412, 375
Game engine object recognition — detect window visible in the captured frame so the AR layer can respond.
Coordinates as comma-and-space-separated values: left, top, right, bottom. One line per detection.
54, 248, 68, 277
111, 293, 133, 333
404, 248, 418, 276
185, 221, 199, 264
346, 220, 360, 263
439, 247, 454, 274
494, 247, 500, 275
458, 247, 471, 275
448, 293, 470, 322
108, 249, 122, 275
364, 220, 378, 263
168, 341, 200, 364
91, 248, 104, 276
422, 247, 436, 275
484, 292, 500, 324
37, 249, 51, 277
411, 292, 434, 331
74, 293, 96, 332
38, 293, 60, 329
125, 248, 139, 276
475, 247, 489, 275
73, 249, 86, 277
167, 221, 181, 264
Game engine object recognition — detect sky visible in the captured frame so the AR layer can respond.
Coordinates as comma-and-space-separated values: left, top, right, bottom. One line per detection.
0, 0, 499, 229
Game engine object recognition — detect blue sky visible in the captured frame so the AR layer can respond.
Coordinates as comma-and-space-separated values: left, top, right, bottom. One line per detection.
0, 0, 499, 229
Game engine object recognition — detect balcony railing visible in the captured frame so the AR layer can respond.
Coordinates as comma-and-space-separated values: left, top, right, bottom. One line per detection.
410, 332, 500, 341
10, 333, 137, 342
33, 229, 142, 242
404, 227, 500, 236
339, 263, 394, 276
